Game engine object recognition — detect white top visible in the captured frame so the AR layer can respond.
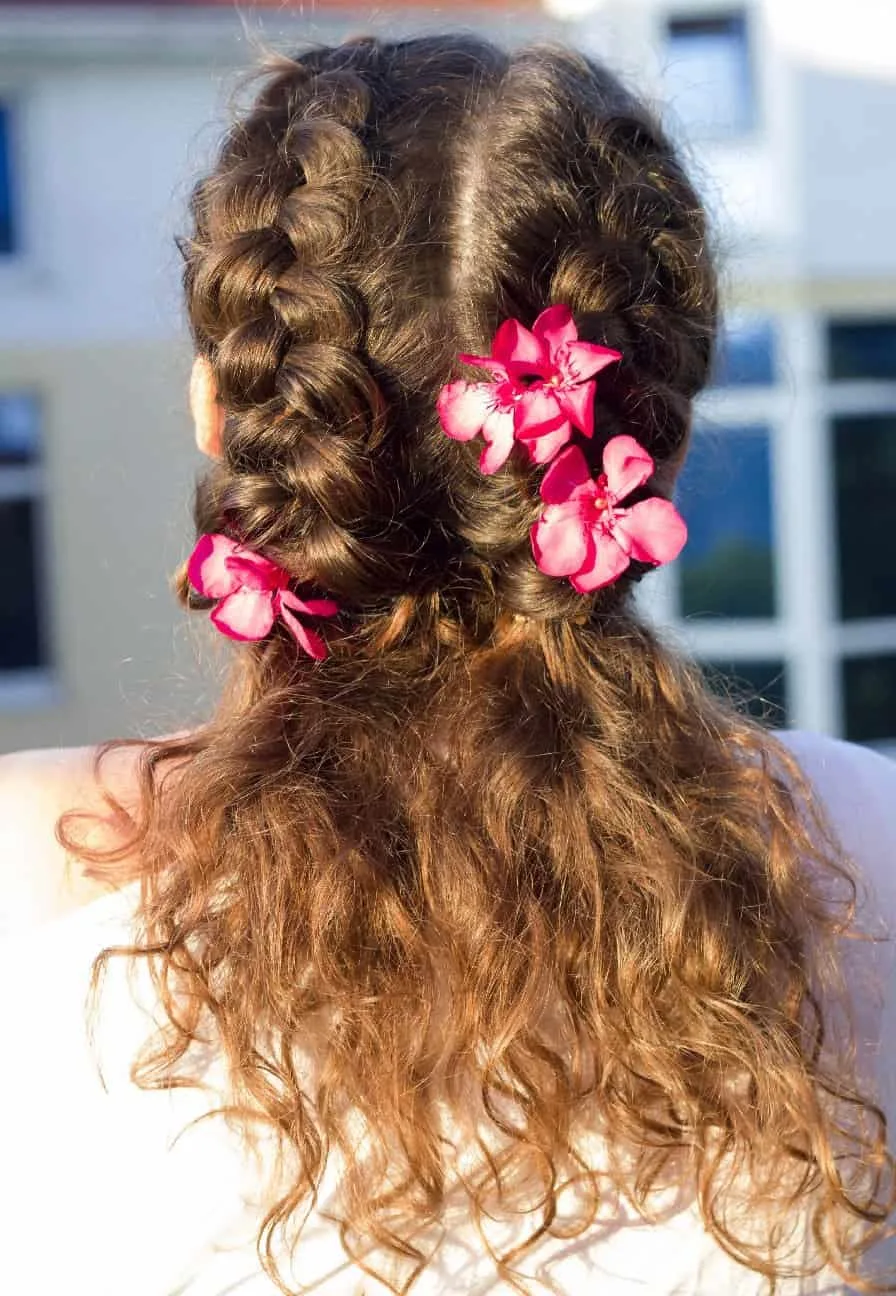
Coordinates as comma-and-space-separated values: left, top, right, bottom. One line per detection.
1, 730, 895, 1295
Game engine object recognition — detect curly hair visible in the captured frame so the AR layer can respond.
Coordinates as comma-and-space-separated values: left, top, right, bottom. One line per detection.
70, 35, 896, 1295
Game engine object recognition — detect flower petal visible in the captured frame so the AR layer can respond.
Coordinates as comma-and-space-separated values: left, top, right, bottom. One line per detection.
532, 304, 578, 355
539, 445, 595, 505
479, 408, 516, 475
210, 589, 275, 641
438, 381, 496, 442
556, 380, 596, 438
278, 601, 329, 660
456, 354, 508, 381
531, 511, 590, 577
514, 386, 566, 438
560, 341, 622, 384
540, 499, 593, 525
613, 499, 688, 566
491, 319, 548, 375
524, 421, 573, 464
188, 534, 242, 600
602, 435, 655, 501
279, 590, 340, 619
571, 533, 632, 592
226, 551, 285, 592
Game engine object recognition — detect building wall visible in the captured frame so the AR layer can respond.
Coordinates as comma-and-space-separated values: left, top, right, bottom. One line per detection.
0, 48, 233, 753
0, 339, 216, 753
0, 64, 220, 347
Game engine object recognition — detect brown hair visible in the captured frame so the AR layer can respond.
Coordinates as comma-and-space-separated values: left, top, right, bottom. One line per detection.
73, 35, 895, 1294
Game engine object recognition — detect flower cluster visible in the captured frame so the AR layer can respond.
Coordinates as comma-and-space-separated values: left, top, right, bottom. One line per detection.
187, 534, 339, 660
438, 305, 621, 475
438, 306, 687, 592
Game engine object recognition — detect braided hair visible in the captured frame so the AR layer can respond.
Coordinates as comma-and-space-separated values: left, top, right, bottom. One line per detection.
182, 37, 715, 632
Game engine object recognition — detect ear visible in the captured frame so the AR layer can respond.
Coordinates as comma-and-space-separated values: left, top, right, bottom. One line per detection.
190, 356, 225, 459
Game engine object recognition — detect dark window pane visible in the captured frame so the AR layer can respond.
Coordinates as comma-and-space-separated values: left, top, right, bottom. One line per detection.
0, 393, 40, 465
834, 414, 896, 619
0, 497, 46, 670
711, 319, 776, 387
842, 655, 896, 744
829, 319, 896, 381
702, 658, 788, 726
676, 426, 776, 619
0, 103, 14, 255
664, 12, 754, 138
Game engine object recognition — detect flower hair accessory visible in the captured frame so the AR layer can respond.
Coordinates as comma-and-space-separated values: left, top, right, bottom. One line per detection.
437, 305, 622, 474
531, 437, 687, 592
187, 534, 339, 660
438, 304, 687, 593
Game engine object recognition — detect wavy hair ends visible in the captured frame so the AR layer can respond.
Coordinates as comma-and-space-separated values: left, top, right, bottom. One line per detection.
68, 34, 896, 1296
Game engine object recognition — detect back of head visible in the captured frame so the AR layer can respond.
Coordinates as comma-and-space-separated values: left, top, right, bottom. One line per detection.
82, 35, 893, 1295
185, 36, 713, 627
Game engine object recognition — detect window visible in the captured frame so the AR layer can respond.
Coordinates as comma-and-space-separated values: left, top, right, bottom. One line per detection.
833, 414, 896, 620
703, 658, 788, 727
664, 313, 896, 748
828, 319, 896, 381
842, 655, 896, 744
712, 319, 776, 388
676, 424, 776, 619
0, 102, 16, 255
0, 394, 48, 673
664, 11, 754, 139
825, 315, 896, 750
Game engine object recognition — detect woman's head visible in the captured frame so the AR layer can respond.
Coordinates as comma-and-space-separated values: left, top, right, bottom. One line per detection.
182, 36, 717, 635
76, 35, 895, 1296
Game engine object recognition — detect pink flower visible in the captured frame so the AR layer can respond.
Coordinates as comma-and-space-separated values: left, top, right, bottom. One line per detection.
530, 436, 687, 593
512, 305, 622, 463
187, 534, 339, 660
437, 305, 621, 474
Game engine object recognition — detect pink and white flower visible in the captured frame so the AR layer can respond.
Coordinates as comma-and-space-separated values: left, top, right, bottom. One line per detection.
530, 436, 687, 593
511, 305, 622, 462
437, 306, 621, 473
187, 534, 339, 660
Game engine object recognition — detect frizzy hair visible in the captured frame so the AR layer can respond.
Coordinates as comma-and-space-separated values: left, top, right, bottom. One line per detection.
71, 35, 896, 1294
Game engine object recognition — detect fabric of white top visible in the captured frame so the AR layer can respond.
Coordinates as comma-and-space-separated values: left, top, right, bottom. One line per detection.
1, 730, 895, 1296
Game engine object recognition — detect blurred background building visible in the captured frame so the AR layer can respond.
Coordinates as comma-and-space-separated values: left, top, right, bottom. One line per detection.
0, 0, 894, 755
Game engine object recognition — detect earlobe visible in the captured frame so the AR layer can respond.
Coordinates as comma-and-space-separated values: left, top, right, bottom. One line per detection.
190, 356, 225, 459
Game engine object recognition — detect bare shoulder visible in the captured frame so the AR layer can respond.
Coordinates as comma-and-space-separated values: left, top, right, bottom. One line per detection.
0, 744, 143, 927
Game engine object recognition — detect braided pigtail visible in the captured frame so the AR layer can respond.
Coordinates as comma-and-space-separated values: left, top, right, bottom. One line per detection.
184, 59, 417, 613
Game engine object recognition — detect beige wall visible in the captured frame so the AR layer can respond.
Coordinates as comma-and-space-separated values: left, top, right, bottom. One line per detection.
0, 341, 221, 755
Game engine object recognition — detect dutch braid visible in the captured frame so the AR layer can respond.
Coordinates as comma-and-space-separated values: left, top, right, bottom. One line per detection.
182, 38, 717, 635
188, 60, 406, 600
